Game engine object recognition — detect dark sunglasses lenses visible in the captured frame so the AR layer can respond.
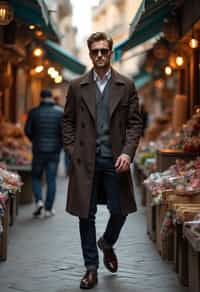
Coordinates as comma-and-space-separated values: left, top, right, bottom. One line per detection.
91, 48, 110, 56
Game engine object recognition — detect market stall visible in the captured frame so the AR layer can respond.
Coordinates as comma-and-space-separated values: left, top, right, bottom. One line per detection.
0, 166, 22, 261
0, 119, 33, 204
143, 157, 200, 287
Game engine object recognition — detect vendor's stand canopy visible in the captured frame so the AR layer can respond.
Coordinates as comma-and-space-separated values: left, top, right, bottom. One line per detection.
43, 40, 86, 75
114, 0, 176, 61
9, 0, 59, 41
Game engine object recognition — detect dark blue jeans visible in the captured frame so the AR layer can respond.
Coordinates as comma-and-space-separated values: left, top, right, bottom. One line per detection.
32, 153, 59, 211
79, 155, 127, 271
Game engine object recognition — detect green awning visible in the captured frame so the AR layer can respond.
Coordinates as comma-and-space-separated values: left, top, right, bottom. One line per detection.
43, 40, 86, 75
129, 0, 145, 35
114, 0, 174, 61
134, 71, 152, 89
9, 0, 59, 41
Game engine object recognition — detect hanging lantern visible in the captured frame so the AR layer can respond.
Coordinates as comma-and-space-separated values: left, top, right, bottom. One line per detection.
169, 50, 185, 69
189, 38, 198, 49
188, 27, 199, 49
0, 1, 14, 26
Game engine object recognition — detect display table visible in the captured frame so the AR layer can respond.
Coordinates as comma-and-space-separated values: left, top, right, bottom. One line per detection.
156, 149, 199, 172
7, 165, 33, 204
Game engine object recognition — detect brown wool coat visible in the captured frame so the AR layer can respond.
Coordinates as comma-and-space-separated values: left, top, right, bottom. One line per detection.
63, 68, 143, 218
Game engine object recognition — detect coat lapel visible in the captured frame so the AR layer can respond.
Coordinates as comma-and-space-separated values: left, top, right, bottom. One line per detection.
80, 70, 96, 123
109, 69, 125, 118
79, 68, 125, 122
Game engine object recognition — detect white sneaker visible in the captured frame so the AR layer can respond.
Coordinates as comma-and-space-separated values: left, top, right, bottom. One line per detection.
33, 200, 44, 218
44, 209, 55, 218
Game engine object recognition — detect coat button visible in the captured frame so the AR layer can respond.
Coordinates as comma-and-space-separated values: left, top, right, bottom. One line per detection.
81, 106, 84, 112
81, 122, 85, 128
80, 140, 84, 146
77, 158, 81, 164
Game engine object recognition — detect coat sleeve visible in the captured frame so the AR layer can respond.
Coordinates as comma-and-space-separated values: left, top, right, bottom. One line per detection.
62, 83, 76, 156
24, 110, 33, 141
121, 82, 143, 161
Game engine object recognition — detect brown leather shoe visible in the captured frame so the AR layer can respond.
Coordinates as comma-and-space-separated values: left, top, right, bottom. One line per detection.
80, 270, 98, 289
97, 237, 118, 273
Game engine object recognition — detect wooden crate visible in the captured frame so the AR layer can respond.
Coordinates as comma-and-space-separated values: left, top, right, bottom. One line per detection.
184, 226, 200, 292
9, 194, 17, 226
176, 223, 189, 286
134, 164, 147, 206
146, 188, 156, 241
155, 203, 167, 254
0, 198, 10, 261
7, 165, 33, 204
188, 244, 200, 292
154, 199, 174, 261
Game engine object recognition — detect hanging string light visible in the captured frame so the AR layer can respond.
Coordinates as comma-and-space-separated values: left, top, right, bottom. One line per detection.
164, 65, 172, 76
29, 24, 35, 30
189, 28, 198, 49
54, 75, 63, 84
176, 55, 184, 67
35, 65, 44, 73
33, 47, 44, 57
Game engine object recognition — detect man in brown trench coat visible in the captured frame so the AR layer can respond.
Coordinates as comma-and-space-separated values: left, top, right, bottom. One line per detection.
63, 32, 142, 289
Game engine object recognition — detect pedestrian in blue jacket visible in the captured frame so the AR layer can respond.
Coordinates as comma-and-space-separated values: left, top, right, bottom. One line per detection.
25, 89, 64, 218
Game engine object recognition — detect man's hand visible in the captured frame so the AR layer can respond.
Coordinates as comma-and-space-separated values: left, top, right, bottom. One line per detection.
115, 154, 131, 173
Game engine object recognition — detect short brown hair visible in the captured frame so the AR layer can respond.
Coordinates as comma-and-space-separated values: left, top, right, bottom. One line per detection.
87, 32, 113, 50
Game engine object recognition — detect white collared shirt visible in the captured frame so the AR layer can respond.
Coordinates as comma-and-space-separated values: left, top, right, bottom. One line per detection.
93, 69, 112, 93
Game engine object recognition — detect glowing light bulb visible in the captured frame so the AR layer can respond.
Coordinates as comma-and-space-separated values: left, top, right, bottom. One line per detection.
50, 70, 59, 78
176, 56, 184, 67
55, 76, 63, 84
189, 38, 198, 49
29, 24, 35, 30
48, 67, 55, 75
35, 65, 44, 73
165, 65, 172, 75
35, 30, 44, 37
33, 48, 43, 57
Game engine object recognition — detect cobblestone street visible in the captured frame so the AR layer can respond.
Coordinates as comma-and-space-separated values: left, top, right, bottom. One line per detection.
0, 166, 187, 292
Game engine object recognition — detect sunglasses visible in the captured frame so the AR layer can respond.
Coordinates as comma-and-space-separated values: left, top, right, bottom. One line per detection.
90, 48, 110, 56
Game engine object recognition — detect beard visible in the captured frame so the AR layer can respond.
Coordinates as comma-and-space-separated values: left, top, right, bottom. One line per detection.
94, 58, 110, 68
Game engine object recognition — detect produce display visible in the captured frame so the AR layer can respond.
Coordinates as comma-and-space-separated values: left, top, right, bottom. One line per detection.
135, 109, 200, 178
135, 128, 174, 176
184, 215, 200, 236
0, 167, 22, 233
0, 120, 32, 166
166, 109, 200, 152
144, 158, 200, 201
135, 142, 157, 177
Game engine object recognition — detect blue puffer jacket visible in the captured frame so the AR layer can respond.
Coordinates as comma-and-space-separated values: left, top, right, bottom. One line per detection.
25, 99, 64, 154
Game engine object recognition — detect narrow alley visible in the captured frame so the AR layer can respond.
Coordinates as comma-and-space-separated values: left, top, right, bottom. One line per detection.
0, 167, 187, 292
